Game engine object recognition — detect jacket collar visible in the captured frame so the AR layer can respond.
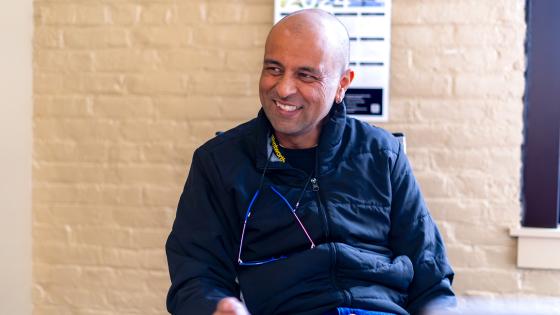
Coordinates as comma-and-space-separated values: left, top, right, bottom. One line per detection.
255, 102, 347, 175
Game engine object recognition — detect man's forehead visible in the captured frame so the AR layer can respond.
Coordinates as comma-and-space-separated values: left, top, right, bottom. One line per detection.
264, 9, 349, 72
263, 33, 329, 71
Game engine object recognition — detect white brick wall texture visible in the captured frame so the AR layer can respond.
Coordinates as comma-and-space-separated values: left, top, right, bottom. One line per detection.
33, 0, 558, 314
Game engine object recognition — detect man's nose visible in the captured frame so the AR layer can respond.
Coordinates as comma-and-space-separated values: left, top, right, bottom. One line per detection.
274, 75, 297, 99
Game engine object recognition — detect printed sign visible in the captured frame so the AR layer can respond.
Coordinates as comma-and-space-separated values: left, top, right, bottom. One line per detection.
274, 0, 392, 121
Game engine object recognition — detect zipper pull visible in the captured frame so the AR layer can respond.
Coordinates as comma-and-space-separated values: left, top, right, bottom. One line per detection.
310, 178, 319, 191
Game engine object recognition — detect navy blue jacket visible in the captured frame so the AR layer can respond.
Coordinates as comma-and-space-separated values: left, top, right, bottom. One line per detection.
166, 103, 455, 315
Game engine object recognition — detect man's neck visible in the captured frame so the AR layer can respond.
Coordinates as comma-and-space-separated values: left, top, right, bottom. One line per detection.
274, 129, 320, 149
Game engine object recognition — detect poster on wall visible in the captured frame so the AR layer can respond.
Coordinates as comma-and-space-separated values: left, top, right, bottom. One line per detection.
274, 0, 392, 122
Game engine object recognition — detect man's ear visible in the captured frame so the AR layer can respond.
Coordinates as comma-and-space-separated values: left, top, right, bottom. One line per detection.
335, 69, 355, 103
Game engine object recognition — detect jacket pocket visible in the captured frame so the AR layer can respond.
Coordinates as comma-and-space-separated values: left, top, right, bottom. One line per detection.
335, 242, 414, 291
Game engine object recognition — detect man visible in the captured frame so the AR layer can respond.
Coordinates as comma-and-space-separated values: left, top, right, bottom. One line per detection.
166, 9, 455, 315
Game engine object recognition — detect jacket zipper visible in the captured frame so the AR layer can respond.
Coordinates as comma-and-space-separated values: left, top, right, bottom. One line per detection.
313, 181, 350, 305
313, 150, 329, 240
312, 153, 351, 306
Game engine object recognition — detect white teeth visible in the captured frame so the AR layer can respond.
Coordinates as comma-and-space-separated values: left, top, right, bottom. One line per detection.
276, 102, 299, 112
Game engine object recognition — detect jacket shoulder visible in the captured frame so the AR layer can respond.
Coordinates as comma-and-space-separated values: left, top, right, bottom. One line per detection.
197, 117, 259, 155
346, 117, 401, 157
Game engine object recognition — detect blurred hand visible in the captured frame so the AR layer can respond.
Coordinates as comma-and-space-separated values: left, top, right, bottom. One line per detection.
213, 297, 250, 315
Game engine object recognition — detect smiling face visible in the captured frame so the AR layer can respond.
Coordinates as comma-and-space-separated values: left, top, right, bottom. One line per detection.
259, 10, 353, 149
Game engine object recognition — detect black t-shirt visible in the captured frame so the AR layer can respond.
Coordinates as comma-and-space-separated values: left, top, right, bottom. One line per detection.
278, 146, 317, 176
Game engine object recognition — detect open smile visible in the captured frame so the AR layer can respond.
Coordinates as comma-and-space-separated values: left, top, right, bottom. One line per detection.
275, 101, 303, 112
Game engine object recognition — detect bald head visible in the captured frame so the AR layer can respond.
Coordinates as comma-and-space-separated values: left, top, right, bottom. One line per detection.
268, 9, 350, 73
258, 8, 355, 149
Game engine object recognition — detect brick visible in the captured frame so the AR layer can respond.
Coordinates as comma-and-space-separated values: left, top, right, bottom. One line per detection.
391, 25, 455, 48
141, 143, 196, 165
34, 264, 82, 286
92, 96, 154, 118
413, 100, 491, 124
160, 49, 226, 71
32, 224, 70, 245
414, 172, 456, 198
191, 71, 257, 96
455, 24, 525, 48
454, 72, 525, 99
34, 96, 92, 118
225, 48, 262, 71
389, 48, 412, 80
34, 27, 64, 48
74, 5, 109, 25
242, 4, 273, 24
34, 141, 109, 163
144, 271, 171, 292
99, 248, 145, 269
31, 305, 74, 315
34, 73, 64, 94
106, 3, 142, 25
138, 249, 167, 270
33, 184, 143, 206
454, 224, 514, 246
453, 269, 521, 294
427, 199, 489, 224
192, 25, 268, 49
139, 4, 177, 25
217, 96, 261, 120
142, 186, 182, 207
35, 4, 108, 25
126, 73, 188, 95
431, 148, 489, 173
130, 26, 192, 48
72, 226, 132, 248
35, 50, 94, 72
43, 285, 110, 309
107, 290, 164, 312
381, 98, 415, 124
482, 245, 517, 269
486, 201, 522, 225
107, 143, 144, 163
391, 71, 452, 98
33, 243, 103, 265
34, 118, 120, 142
446, 244, 486, 269
93, 49, 161, 72
63, 27, 130, 48
43, 73, 126, 94
129, 229, 169, 249
34, 163, 112, 184
393, 0, 524, 25
189, 120, 241, 143
404, 148, 432, 173
116, 164, 184, 186
119, 120, 190, 143
207, 3, 243, 24
176, 3, 207, 25
154, 96, 223, 121
34, 205, 112, 226
34, 3, 76, 25
428, 124, 523, 149
522, 270, 560, 295
111, 207, 174, 229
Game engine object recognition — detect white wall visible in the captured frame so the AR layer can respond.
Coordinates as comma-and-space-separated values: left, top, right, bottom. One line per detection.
0, 0, 33, 313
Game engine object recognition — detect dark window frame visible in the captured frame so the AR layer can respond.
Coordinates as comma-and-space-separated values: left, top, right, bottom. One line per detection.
522, 0, 560, 228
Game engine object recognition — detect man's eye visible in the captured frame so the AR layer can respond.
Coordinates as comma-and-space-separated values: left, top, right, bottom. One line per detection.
299, 73, 318, 81
267, 67, 282, 74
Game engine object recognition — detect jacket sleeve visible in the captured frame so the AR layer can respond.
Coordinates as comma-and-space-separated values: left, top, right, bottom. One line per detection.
387, 141, 456, 315
166, 148, 240, 314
